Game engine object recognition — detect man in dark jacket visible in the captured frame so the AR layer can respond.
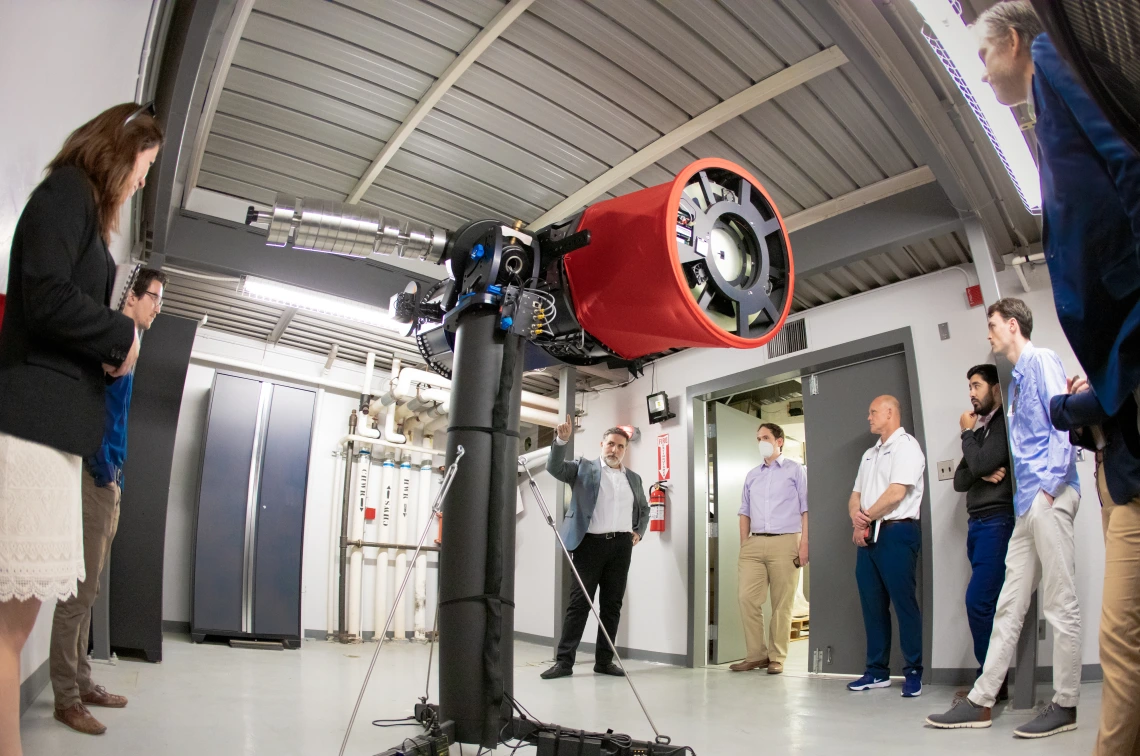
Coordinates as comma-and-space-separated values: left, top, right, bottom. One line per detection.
953, 364, 1015, 695
540, 416, 650, 680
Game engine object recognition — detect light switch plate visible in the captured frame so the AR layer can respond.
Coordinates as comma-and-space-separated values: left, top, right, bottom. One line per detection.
937, 459, 956, 481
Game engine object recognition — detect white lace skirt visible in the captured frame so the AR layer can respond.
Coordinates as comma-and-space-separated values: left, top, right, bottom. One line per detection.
0, 431, 84, 602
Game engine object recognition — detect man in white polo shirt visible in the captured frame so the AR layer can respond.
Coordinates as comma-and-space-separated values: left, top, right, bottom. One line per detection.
846, 395, 926, 698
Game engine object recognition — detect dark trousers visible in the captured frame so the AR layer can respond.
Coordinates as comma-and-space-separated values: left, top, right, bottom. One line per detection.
855, 519, 922, 677
965, 513, 1015, 673
556, 533, 634, 667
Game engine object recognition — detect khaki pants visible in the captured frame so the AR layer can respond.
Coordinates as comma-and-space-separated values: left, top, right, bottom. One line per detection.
1095, 463, 1140, 756
737, 533, 800, 663
969, 485, 1082, 709
50, 471, 120, 709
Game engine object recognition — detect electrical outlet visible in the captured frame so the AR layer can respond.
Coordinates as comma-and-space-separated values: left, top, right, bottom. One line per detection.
937, 459, 956, 481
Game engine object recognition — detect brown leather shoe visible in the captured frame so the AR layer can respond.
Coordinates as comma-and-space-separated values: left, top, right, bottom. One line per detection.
729, 658, 769, 672
54, 703, 106, 735
767, 661, 784, 675
81, 685, 128, 708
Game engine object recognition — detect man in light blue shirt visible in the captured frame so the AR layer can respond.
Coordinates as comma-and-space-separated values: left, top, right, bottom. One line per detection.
731, 422, 807, 675
929, 298, 1082, 739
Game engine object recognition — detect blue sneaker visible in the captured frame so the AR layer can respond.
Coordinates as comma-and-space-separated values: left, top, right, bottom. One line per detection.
902, 671, 922, 697
847, 673, 891, 691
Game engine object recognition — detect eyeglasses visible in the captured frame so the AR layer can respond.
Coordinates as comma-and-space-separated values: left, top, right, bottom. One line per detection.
124, 101, 156, 127
142, 291, 163, 307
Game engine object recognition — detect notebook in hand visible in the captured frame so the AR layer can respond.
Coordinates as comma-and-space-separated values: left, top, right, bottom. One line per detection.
111, 263, 141, 312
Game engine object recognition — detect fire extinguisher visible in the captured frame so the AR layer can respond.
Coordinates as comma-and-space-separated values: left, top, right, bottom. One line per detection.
649, 482, 666, 533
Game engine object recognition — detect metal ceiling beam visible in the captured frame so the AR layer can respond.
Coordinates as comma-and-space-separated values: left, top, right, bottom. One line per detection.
802, 0, 1013, 259
143, 0, 241, 264
788, 181, 962, 278
181, 0, 255, 206
345, 0, 537, 204
783, 166, 934, 232
526, 45, 849, 230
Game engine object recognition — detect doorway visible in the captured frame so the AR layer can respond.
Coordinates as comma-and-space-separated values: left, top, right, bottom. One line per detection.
706, 380, 810, 670
687, 328, 933, 675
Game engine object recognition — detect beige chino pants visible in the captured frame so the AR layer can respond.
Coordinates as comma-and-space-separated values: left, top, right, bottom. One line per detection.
737, 533, 800, 664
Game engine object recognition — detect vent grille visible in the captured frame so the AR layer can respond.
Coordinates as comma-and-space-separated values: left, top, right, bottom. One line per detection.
767, 319, 808, 358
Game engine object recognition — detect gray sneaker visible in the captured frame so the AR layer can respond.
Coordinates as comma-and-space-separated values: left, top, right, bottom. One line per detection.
925, 696, 992, 729
1013, 703, 1077, 739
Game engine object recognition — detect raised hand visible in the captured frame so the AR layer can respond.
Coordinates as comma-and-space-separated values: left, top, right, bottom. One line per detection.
556, 413, 573, 442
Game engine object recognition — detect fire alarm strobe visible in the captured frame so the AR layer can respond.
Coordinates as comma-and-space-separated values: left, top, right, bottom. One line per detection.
646, 391, 676, 424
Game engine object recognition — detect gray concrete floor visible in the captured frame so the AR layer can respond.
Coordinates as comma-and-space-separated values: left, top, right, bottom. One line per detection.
20, 634, 1100, 755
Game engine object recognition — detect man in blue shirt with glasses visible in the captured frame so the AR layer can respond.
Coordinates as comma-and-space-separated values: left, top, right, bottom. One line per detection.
928, 298, 1080, 738
49, 268, 165, 736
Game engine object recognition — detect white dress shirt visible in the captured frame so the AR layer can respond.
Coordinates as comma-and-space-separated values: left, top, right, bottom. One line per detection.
853, 427, 926, 521
553, 436, 634, 533
589, 459, 635, 534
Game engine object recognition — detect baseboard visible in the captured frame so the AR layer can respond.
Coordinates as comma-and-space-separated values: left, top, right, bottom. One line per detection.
19, 659, 50, 716
930, 664, 1103, 686
512, 630, 686, 667
162, 620, 191, 634
302, 629, 406, 640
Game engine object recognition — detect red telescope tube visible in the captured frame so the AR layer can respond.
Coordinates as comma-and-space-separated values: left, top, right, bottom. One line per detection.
562, 158, 794, 360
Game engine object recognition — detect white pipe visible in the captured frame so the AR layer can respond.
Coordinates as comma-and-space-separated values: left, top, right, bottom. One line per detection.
190, 352, 362, 395
346, 448, 371, 639
518, 446, 551, 472
393, 365, 556, 412
356, 409, 380, 438
413, 458, 433, 639
384, 403, 407, 444
372, 456, 397, 640
519, 405, 560, 428
326, 406, 344, 637
363, 455, 380, 558
520, 392, 559, 411
338, 435, 442, 457
393, 458, 413, 639
362, 351, 376, 395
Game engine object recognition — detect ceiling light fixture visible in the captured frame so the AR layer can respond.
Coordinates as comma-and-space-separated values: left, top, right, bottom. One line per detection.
241, 276, 403, 332
910, 0, 1042, 214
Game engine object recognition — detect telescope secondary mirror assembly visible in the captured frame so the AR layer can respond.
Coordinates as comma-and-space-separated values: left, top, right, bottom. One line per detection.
247, 158, 795, 750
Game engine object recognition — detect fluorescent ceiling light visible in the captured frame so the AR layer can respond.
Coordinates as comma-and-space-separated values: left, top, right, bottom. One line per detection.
911, 0, 1042, 214
242, 276, 402, 332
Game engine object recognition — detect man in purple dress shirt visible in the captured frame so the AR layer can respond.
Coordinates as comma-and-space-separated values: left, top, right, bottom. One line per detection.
730, 422, 808, 675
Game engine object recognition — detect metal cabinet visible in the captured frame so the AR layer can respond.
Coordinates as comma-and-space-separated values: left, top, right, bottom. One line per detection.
191, 372, 315, 647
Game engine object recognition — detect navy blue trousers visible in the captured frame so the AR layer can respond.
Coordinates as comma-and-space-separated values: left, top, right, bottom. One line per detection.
856, 519, 922, 677
965, 514, 1015, 673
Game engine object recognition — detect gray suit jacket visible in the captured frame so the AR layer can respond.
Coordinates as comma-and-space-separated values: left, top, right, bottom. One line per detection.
548, 440, 650, 551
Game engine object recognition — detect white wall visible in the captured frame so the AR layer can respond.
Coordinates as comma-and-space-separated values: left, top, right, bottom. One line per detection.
0, 0, 154, 284
3, 0, 156, 686
565, 262, 1103, 670
164, 327, 449, 638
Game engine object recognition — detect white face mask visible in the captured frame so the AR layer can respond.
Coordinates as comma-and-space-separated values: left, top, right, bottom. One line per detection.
758, 441, 775, 459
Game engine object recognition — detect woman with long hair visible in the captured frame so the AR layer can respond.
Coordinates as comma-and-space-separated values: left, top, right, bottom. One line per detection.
0, 102, 162, 755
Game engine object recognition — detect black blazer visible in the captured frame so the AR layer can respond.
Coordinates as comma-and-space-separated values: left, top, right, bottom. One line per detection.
0, 166, 136, 457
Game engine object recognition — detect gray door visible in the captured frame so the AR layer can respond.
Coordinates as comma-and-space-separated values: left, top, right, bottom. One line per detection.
801, 352, 921, 675
192, 373, 263, 633
710, 402, 764, 664
253, 384, 316, 637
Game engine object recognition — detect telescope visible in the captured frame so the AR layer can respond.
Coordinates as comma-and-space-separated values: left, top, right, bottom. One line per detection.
247, 158, 794, 753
